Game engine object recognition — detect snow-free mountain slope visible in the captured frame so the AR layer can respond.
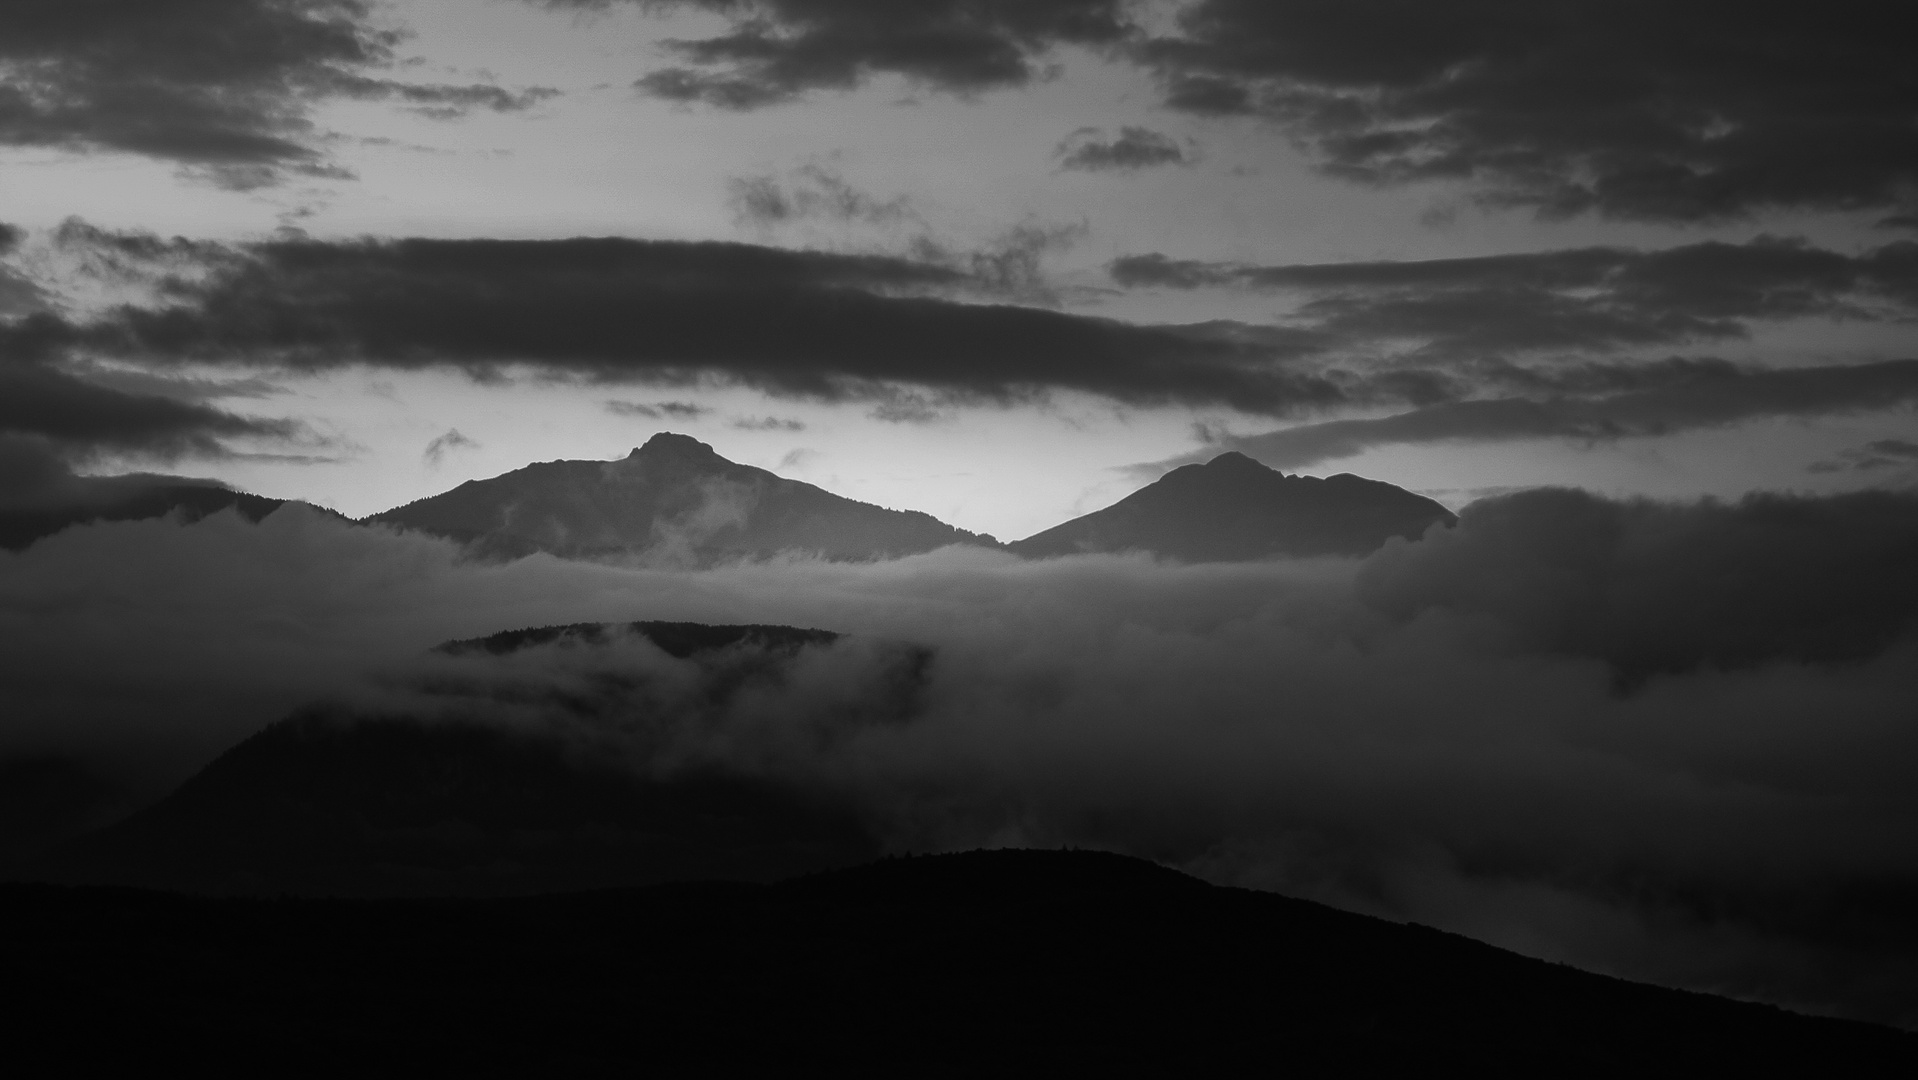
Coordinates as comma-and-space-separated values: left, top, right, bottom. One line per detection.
368, 432, 996, 563
35, 620, 894, 896
1011, 451, 1456, 560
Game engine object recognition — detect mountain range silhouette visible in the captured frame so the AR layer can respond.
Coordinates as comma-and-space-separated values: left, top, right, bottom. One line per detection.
4, 432, 1456, 562
369, 432, 1454, 563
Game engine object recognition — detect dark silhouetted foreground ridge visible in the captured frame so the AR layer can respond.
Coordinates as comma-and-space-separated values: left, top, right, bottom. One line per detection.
367, 431, 997, 563
3, 849, 1912, 1072
1011, 451, 1456, 560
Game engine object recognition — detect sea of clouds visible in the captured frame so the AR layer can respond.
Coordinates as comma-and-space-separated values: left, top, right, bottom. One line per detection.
3, 490, 1916, 1023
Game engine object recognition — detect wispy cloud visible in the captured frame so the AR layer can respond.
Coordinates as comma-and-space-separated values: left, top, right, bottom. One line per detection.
1054, 126, 1193, 172
555, 0, 1134, 110
1111, 238, 1918, 359
731, 416, 805, 432
1159, 360, 1918, 472
606, 400, 714, 421
1135, 0, 1918, 222
1809, 437, 1918, 474
422, 428, 480, 467
1, 0, 557, 187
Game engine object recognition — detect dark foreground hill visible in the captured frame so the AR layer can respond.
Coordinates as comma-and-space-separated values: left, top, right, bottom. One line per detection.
1011, 451, 1456, 560
4, 849, 1912, 1073
367, 431, 996, 563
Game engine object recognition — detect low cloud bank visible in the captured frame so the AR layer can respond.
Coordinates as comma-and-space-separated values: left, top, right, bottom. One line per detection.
4, 490, 1918, 1022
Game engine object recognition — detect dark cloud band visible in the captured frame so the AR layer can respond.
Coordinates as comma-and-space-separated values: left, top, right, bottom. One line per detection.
1188, 359, 1918, 471
1136, 0, 1918, 222
74, 231, 1344, 415
546, 0, 1133, 109
1, 0, 554, 185
1112, 239, 1918, 358
0, 359, 294, 462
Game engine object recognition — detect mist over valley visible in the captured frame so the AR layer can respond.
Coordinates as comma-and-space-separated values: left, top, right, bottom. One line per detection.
4, 441, 1917, 1041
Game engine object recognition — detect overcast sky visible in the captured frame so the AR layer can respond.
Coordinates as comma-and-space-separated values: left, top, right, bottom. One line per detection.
4, 0, 1916, 538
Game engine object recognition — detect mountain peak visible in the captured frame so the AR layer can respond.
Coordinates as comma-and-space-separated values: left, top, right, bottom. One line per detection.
1198, 451, 1274, 474
1010, 456, 1455, 561
632, 432, 718, 458
369, 434, 992, 563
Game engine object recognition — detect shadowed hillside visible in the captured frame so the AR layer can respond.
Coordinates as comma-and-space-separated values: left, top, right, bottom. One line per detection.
5, 849, 1913, 1072
36, 711, 879, 896
367, 432, 997, 563
30, 621, 908, 896
1011, 451, 1456, 560
0, 477, 286, 550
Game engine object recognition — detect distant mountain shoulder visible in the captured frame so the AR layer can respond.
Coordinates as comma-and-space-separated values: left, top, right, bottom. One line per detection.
436, 619, 841, 658
366, 432, 998, 564
33, 709, 879, 896
1010, 452, 1456, 561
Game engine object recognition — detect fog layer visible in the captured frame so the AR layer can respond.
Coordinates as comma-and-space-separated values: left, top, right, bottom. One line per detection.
3, 491, 1916, 1022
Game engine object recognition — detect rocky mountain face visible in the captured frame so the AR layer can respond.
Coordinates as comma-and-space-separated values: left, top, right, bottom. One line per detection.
1010, 451, 1456, 560
367, 432, 997, 563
